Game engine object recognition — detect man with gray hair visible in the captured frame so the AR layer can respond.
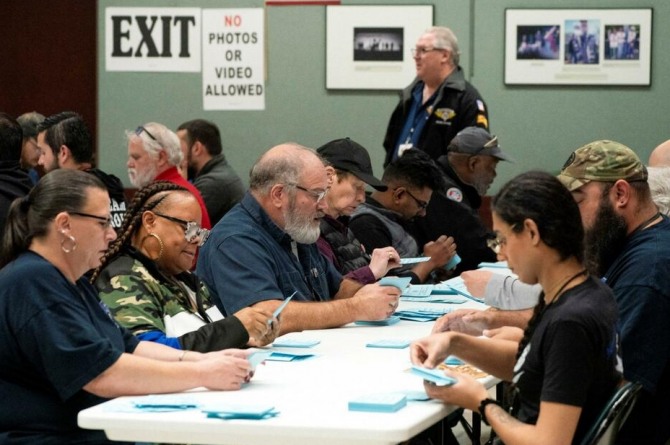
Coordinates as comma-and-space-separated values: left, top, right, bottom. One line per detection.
383, 26, 489, 166
197, 143, 401, 335
126, 123, 211, 229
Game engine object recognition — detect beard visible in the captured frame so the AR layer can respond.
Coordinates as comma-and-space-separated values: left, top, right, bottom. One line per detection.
283, 196, 322, 244
471, 175, 492, 196
584, 198, 629, 277
128, 164, 157, 189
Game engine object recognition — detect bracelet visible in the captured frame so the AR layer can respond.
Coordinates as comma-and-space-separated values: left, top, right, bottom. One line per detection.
478, 398, 503, 426
178, 350, 187, 362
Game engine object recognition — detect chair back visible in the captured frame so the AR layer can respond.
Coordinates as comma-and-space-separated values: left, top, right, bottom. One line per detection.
579, 381, 643, 445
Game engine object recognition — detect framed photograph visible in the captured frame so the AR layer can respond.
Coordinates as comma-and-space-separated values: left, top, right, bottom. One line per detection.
504, 8, 652, 85
326, 5, 433, 90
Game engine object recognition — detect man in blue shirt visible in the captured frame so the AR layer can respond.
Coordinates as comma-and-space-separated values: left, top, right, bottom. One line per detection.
197, 143, 401, 335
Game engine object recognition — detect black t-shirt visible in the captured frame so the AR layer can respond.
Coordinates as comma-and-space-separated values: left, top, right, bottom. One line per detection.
513, 276, 620, 444
0, 252, 139, 444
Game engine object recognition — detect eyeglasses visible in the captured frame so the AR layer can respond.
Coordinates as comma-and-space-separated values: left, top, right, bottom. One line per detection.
486, 224, 516, 254
70, 211, 113, 229
135, 125, 158, 142
154, 212, 210, 246
411, 46, 445, 57
288, 183, 329, 203
404, 189, 429, 210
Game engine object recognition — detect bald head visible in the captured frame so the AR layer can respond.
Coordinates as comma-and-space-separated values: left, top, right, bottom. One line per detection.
250, 143, 324, 195
649, 139, 670, 167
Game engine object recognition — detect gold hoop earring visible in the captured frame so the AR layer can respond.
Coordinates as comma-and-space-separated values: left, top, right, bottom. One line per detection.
142, 232, 164, 261
60, 230, 77, 253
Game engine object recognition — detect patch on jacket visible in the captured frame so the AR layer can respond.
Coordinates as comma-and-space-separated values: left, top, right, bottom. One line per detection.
446, 187, 463, 202
476, 114, 489, 129
433, 108, 455, 122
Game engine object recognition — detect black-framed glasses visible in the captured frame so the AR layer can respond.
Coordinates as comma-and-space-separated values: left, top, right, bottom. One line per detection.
154, 212, 210, 246
410, 46, 445, 57
404, 189, 429, 210
288, 183, 329, 203
70, 211, 113, 229
135, 125, 158, 142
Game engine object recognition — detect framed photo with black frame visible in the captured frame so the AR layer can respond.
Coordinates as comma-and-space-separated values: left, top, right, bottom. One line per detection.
326, 5, 434, 90
504, 8, 652, 86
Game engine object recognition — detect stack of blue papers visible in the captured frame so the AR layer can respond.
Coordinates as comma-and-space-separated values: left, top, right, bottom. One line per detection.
444, 278, 485, 303
408, 366, 458, 386
202, 403, 279, 420
272, 338, 320, 348
354, 315, 401, 326
365, 339, 411, 349
348, 393, 407, 413
132, 395, 199, 412
266, 351, 315, 362
379, 276, 412, 290
394, 307, 450, 322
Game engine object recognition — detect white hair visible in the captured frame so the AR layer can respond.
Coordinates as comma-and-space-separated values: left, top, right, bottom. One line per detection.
647, 166, 670, 216
425, 26, 460, 66
125, 122, 183, 167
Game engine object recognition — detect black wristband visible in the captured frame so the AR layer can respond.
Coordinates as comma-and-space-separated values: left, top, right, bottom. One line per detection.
478, 398, 503, 426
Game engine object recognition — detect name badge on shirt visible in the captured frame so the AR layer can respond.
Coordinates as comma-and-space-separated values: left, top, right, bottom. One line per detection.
398, 143, 413, 157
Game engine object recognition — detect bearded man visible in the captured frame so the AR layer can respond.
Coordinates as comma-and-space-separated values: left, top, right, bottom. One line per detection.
197, 143, 401, 335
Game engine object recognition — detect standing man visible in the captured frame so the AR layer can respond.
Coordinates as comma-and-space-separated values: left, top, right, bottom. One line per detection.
36, 112, 127, 230
0, 113, 33, 236
197, 143, 400, 335
176, 119, 245, 226
383, 26, 489, 166
127, 122, 211, 229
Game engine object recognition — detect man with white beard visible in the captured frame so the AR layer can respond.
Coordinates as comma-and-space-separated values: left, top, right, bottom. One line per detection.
197, 143, 401, 335
126, 122, 211, 229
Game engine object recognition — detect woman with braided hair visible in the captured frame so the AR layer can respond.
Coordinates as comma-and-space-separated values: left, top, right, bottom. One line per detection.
410, 171, 621, 445
0, 170, 255, 444
93, 181, 279, 352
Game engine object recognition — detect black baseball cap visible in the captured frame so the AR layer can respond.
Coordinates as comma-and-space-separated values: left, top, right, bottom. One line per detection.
447, 127, 514, 162
317, 138, 387, 191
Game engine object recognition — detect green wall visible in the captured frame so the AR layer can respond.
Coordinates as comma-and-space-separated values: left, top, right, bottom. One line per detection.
98, 0, 668, 192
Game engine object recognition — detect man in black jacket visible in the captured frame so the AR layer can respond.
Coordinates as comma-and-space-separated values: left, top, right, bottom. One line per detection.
37, 112, 127, 230
383, 26, 489, 166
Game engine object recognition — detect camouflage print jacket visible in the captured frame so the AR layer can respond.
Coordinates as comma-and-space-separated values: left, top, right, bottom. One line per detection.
95, 246, 248, 352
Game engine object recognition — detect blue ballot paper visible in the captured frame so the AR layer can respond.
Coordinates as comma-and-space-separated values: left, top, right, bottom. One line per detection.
365, 339, 411, 349
445, 253, 462, 271
266, 351, 315, 362
348, 393, 407, 413
271, 338, 320, 348
269, 291, 297, 324
202, 403, 279, 420
248, 350, 273, 369
132, 395, 199, 411
409, 366, 458, 386
354, 315, 401, 326
378, 276, 412, 290
399, 257, 431, 265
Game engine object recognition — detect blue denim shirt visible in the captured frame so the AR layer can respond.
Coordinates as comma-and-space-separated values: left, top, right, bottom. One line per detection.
197, 192, 343, 315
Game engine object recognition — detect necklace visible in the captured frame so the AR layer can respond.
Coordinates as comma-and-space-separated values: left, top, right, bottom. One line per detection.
544, 269, 588, 307
630, 211, 661, 237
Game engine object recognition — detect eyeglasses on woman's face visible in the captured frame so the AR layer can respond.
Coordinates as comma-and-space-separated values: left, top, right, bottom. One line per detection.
153, 212, 210, 246
69, 211, 113, 230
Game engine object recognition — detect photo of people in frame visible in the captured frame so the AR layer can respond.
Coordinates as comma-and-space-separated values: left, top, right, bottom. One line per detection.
564, 19, 600, 65
353, 27, 403, 62
605, 25, 640, 60
516, 25, 560, 60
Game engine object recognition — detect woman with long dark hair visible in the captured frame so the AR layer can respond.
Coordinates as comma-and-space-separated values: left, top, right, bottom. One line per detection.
410, 171, 620, 444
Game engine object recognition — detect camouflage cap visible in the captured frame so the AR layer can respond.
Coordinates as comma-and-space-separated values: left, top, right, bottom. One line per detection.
557, 140, 648, 191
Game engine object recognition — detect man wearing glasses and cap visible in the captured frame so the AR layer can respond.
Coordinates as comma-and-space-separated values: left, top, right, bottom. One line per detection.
383, 26, 489, 167
127, 122, 211, 230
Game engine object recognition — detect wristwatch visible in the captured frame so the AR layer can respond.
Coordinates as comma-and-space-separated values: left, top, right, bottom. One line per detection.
478, 398, 503, 426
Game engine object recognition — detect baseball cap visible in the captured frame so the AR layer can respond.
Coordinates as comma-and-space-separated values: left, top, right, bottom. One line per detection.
557, 140, 648, 192
17, 111, 45, 139
317, 138, 387, 191
447, 127, 514, 162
